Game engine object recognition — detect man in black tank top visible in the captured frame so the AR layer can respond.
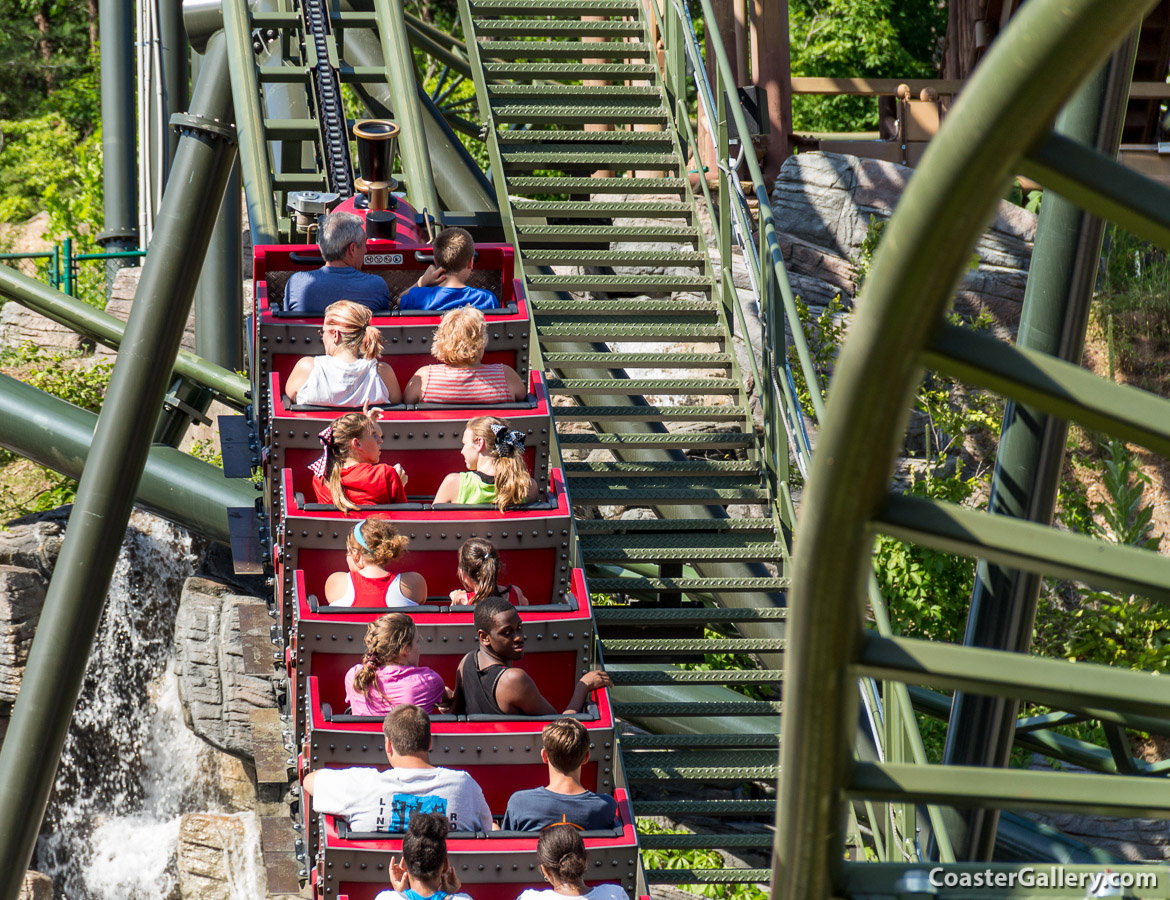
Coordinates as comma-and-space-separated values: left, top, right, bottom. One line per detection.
452, 597, 611, 716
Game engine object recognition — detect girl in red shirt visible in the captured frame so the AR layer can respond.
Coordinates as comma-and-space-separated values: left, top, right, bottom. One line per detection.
310, 412, 408, 514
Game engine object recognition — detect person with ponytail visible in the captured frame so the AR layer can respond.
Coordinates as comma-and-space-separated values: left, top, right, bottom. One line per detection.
402, 307, 527, 404
326, 517, 427, 607
310, 411, 408, 515
433, 416, 537, 511
514, 824, 629, 900
285, 300, 401, 406
344, 614, 450, 715
377, 813, 473, 900
448, 537, 527, 606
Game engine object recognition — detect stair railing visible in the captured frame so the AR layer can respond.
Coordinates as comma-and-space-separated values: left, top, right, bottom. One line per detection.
650, 0, 954, 863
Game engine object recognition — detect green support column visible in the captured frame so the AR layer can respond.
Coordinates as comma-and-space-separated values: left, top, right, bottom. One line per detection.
0, 263, 249, 408
941, 34, 1139, 861
159, 0, 190, 174
0, 31, 238, 896
196, 159, 244, 371
0, 372, 252, 542
97, 0, 140, 282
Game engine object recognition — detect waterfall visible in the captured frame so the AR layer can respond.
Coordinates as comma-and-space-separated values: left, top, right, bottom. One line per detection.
30, 511, 264, 899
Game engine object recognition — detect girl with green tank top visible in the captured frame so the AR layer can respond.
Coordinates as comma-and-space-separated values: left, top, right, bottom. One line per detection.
433, 415, 538, 511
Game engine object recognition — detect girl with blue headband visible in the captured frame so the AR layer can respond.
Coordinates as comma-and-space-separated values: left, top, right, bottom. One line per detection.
325, 515, 427, 607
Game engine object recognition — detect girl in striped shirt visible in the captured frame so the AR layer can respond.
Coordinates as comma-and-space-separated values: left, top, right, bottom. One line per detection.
402, 307, 527, 405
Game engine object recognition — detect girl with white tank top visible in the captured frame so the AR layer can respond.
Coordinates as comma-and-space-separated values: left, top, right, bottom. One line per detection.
284, 299, 401, 407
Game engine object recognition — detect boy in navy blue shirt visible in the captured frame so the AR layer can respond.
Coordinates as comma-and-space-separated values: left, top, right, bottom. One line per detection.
400, 227, 498, 312
501, 718, 619, 831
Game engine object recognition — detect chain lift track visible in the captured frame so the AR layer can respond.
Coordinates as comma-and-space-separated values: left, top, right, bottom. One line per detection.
300, 0, 355, 197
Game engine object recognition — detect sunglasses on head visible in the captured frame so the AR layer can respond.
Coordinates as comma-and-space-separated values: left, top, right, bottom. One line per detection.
540, 820, 584, 832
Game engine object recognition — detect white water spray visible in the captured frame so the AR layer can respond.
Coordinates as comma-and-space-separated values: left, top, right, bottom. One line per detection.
31, 512, 264, 899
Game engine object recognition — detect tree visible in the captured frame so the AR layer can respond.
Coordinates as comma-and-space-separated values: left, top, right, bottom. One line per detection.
788, 0, 948, 133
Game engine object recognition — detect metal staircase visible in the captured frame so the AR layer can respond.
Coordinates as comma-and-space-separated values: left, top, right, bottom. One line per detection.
456, 0, 791, 890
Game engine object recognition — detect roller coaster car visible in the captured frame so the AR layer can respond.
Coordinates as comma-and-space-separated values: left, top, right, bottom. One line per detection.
301, 671, 615, 772
311, 793, 638, 900
287, 577, 596, 738
264, 368, 552, 501
252, 242, 530, 420
274, 469, 572, 630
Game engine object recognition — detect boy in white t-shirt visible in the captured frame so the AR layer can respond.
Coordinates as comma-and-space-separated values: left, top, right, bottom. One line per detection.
303, 704, 493, 832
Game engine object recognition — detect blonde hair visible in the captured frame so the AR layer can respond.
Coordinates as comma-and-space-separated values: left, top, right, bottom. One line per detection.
457, 538, 505, 605
322, 412, 379, 512
352, 613, 416, 697
348, 515, 409, 566
324, 300, 384, 360
466, 415, 531, 511
430, 307, 486, 367
434, 226, 475, 272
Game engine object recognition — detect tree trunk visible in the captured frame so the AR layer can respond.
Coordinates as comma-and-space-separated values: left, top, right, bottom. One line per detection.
88, 0, 99, 54
34, 2, 54, 89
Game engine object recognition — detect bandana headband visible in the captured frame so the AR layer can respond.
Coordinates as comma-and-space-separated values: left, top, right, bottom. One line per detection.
309, 424, 333, 479
490, 423, 526, 458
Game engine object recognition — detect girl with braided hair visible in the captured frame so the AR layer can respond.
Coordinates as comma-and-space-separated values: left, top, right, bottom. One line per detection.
514, 824, 629, 900
344, 613, 451, 716
448, 537, 528, 606
432, 416, 537, 511
325, 517, 427, 607
309, 411, 408, 514
284, 300, 401, 406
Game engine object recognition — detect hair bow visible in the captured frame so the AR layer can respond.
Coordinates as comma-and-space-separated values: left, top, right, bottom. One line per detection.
490, 423, 526, 458
309, 424, 334, 479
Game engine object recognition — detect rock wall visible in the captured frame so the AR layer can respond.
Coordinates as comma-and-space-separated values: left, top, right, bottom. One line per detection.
176, 813, 264, 900
174, 577, 278, 760
0, 513, 66, 705
770, 151, 1036, 333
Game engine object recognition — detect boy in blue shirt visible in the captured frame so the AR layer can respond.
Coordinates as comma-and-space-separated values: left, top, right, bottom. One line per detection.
501, 718, 619, 831
400, 227, 499, 312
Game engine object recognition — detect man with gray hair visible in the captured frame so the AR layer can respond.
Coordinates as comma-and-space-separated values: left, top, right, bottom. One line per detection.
285, 211, 391, 313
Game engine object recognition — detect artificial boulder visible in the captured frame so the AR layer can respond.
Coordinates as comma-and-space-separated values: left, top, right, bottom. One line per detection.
16, 870, 51, 900
176, 813, 264, 900
770, 151, 1036, 331
174, 577, 277, 760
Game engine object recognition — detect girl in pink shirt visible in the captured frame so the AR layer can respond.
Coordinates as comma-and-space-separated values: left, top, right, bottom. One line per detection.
345, 613, 452, 715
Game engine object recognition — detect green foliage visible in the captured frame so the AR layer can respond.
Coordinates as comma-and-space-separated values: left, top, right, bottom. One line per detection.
1092, 439, 1158, 549
637, 819, 767, 900
853, 215, 885, 288
1037, 440, 1170, 674
2, 343, 112, 411
788, 0, 947, 133
0, 344, 113, 517
0, 113, 85, 222
0, 3, 96, 123
188, 438, 224, 470
786, 294, 846, 417
873, 468, 979, 643
678, 627, 776, 700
